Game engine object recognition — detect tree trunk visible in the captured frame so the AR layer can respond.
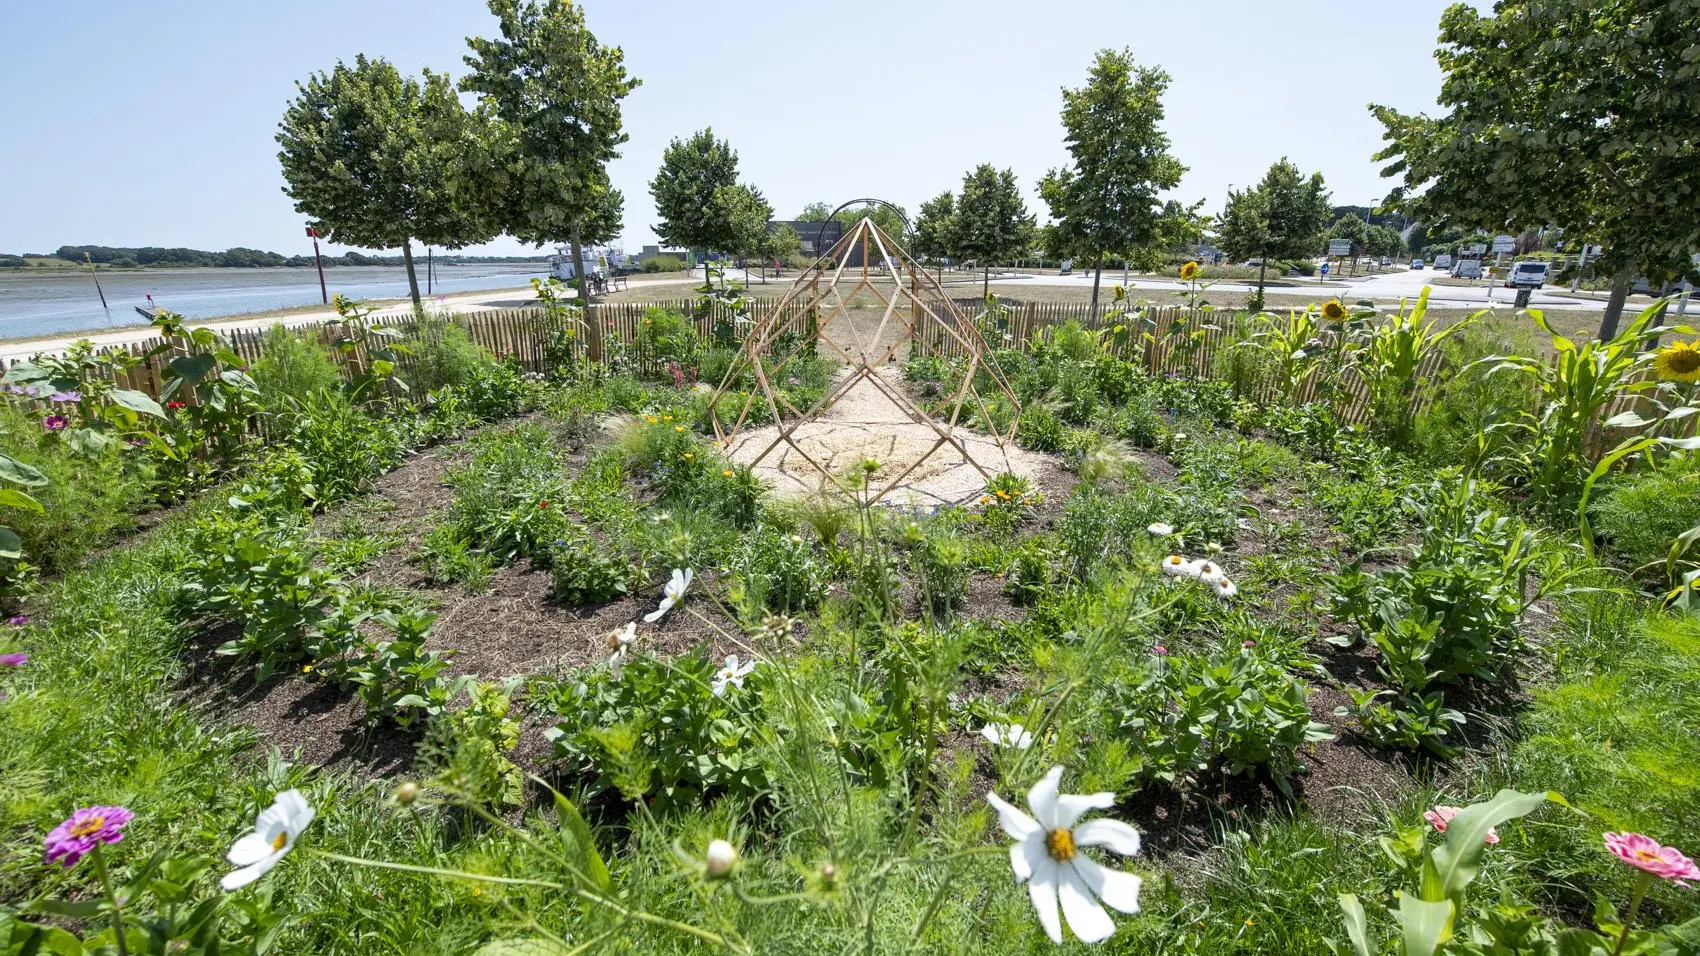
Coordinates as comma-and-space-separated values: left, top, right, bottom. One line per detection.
1257, 257, 1268, 302
1089, 254, 1104, 313
1597, 266, 1634, 340
401, 239, 423, 315
571, 222, 592, 308
982, 264, 989, 299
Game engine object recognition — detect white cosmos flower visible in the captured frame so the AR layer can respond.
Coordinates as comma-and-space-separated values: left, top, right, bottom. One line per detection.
1146, 522, 1174, 536
606, 622, 638, 678
711, 654, 755, 696
980, 722, 1035, 750
220, 790, 316, 891
1190, 560, 1222, 583
643, 568, 694, 623
1160, 555, 1193, 578
986, 766, 1143, 944
1212, 576, 1238, 599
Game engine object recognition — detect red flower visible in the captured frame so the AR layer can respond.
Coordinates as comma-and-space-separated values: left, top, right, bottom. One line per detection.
538, 500, 551, 510
166, 400, 186, 410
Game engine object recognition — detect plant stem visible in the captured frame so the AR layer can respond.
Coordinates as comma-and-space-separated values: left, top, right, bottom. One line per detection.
90, 844, 128, 956
1611, 871, 1652, 956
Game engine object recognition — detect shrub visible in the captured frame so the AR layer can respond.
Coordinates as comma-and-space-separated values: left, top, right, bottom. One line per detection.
250, 324, 343, 410
408, 319, 493, 392
726, 527, 830, 615
640, 255, 685, 273
539, 647, 769, 804
274, 391, 408, 505
550, 531, 638, 606
0, 404, 150, 579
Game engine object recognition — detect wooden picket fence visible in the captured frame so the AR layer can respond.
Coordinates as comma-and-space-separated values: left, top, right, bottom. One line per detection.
0, 299, 1685, 458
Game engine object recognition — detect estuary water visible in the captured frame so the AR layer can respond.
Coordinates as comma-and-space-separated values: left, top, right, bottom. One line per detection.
0, 263, 547, 340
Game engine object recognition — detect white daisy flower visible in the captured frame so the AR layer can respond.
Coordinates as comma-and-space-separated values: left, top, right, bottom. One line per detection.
1212, 576, 1238, 600
1190, 560, 1222, 583
980, 722, 1035, 750
1146, 522, 1174, 536
986, 766, 1143, 944
643, 568, 694, 623
220, 790, 316, 891
606, 622, 637, 678
1160, 555, 1193, 578
711, 654, 755, 696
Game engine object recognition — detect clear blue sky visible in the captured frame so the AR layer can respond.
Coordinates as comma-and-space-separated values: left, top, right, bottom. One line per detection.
0, 0, 1474, 259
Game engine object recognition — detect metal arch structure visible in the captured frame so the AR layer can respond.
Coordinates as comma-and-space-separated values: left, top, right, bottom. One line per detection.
826, 198, 914, 241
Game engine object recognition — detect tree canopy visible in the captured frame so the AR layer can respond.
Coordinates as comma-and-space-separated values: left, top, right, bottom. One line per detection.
1217, 159, 1331, 304
460, 0, 637, 306
277, 55, 490, 311
1038, 48, 1185, 309
1370, 0, 1700, 335
953, 165, 1034, 296
650, 128, 742, 254
912, 191, 957, 264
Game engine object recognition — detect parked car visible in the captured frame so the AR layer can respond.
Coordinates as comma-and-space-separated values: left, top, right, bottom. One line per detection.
1409, 259, 1424, 270
1505, 260, 1550, 288
1434, 254, 1453, 271
1379, 256, 1393, 266
1452, 259, 1483, 280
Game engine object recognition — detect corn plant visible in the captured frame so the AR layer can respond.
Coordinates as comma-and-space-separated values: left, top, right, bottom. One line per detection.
1477, 303, 1687, 514
1359, 289, 1475, 447
1235, 306, 1326, 404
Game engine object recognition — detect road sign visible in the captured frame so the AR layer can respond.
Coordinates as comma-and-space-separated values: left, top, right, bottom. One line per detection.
1320, 262, 1331, 276
1492, 235, 1515, 253
1328, 239, 1352, 256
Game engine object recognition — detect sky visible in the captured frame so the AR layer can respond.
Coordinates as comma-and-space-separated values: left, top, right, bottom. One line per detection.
0, 0, 1476, 260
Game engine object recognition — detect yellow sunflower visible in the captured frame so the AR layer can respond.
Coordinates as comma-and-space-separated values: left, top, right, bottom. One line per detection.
1320, 299, 1348, 322
1179, 261, 1201, 281
1654, 339, 1700, 383
1113, 283, 1126, 301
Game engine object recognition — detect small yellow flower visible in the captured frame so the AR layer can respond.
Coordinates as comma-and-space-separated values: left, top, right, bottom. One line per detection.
683, 453, 694, 460
663, 415, 673, 422
302, 664, 313, 673
1654, 339, 1700, 382
980, 495, 992, 504
645, 415, 657, 423
1320, 299, 1348, 322
723, 469, 734, 477
996, 490, 1012, 501
675, 425, 685, 433
1179, 261, 1200, 281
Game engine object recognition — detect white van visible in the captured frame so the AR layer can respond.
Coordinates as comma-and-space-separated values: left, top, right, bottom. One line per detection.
1505, 260, 1549, 288
1452, 259, 1482, 279
1434, 254, 1453, 271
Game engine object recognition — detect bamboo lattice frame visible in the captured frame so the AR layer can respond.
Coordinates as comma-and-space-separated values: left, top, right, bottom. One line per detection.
707, 217, 1023, 504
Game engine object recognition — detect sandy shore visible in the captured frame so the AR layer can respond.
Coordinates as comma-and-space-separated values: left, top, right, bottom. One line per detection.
0, 275, 702, 361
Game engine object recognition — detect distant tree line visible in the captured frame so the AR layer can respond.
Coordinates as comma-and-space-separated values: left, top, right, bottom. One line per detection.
0, 246, 549, 269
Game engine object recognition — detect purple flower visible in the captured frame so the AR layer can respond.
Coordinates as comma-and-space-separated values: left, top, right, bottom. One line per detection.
4, 384, 27, 395
44, 806, 135, 868
43, 415, 69, 432
49, 390, 82, 404
0, 652, 25, 667
5, 615, 27, 626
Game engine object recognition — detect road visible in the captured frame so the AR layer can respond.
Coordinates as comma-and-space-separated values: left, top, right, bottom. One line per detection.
984, 267, 1607, 312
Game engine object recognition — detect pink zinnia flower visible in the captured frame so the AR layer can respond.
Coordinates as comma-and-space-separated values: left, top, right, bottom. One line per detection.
49, 390, 82, 403
1152, 645, 1168, 656
43, 415, 69, 432
0, 652, 25, 667
1604, 832, 1700, 885
1425, 805, 1500, 844
44, 805, 135, 868
1242, 640, 1256, 648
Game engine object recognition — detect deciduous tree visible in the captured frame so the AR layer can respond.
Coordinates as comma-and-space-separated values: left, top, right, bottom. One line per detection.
1217, 159, 1331, 307
1370, 0, 1700, 337
461, 0, 638, 307
1038, 49, 1185, 311
277, 56, 490, 312
650, 128, 741, 281
953, 165, 1034, 297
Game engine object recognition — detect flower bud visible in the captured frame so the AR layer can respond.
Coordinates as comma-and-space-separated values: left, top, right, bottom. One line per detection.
705, 839, 737, 878
396, 782, 421, 805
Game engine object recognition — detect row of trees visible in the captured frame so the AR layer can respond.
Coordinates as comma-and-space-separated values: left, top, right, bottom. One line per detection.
277, 0, 637, 312
647, 129, 800, 280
